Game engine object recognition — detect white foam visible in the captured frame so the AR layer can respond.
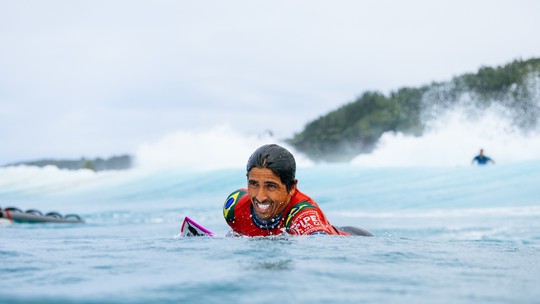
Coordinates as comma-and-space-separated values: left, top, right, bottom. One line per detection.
0, 165, 101, 194
133, 124, 314, 170
0, 126, 316, 194
351, 107, 540, 167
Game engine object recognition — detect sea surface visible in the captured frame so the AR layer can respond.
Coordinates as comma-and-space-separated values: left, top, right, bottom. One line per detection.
1, 157, 540, 304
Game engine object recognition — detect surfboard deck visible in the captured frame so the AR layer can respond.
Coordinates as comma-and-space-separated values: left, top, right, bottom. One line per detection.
180, 216, 214, 237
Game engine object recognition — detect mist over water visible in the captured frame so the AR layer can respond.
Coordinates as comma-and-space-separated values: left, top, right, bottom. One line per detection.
131, 106, 540, 171
134, 72, 540, 170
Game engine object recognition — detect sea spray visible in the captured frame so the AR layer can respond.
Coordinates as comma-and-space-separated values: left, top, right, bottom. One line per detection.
352, 106, 540, 167
133, 124, 314, 170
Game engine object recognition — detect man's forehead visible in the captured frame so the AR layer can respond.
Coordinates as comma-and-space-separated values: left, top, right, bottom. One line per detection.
248, 167, 280, 181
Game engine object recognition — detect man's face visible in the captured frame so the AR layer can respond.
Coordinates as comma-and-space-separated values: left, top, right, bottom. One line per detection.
247, 167, 296, 221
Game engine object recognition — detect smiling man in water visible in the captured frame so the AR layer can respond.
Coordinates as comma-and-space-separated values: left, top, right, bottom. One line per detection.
223, 144, 371, 236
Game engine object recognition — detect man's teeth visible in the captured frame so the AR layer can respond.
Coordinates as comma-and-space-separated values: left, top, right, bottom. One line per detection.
257, 202, 271, 211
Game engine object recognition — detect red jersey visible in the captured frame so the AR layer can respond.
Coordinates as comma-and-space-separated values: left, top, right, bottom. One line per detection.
223, 188, 348, 236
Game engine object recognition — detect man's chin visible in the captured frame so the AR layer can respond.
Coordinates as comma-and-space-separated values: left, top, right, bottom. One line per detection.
254, 211, 272, 221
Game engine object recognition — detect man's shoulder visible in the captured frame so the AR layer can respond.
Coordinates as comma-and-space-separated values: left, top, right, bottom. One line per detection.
291, 189, 320, 208
223, 189, 249, 222
284, 197, 320, 228
225, 188, 247, 199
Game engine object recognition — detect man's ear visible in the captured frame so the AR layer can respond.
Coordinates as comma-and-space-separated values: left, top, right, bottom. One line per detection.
289, 179, 298, 194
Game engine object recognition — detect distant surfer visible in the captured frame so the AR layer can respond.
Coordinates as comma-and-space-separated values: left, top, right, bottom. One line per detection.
223, 144, 373, 237
471, 149, 495, 165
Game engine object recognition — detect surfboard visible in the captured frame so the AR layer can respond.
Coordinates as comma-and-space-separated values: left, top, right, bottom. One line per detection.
0, 207, 84, 224
180, 216, 214, 237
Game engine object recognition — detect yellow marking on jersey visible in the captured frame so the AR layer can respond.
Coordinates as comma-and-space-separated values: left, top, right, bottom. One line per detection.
223, 191, 241, 219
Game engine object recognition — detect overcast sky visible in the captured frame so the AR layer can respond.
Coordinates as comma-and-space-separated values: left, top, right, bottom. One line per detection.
1, 0, 540, 164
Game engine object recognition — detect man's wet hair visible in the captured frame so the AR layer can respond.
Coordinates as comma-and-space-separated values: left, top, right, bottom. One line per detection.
246, 144, 297, 192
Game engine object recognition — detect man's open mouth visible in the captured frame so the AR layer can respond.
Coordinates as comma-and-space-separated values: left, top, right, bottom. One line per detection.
256, 201, 272, 211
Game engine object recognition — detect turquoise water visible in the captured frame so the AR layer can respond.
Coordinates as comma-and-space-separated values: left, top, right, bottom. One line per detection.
1, 159, 540, 303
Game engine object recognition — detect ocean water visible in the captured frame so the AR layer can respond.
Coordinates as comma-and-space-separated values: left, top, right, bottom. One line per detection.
2, 111, 540, 304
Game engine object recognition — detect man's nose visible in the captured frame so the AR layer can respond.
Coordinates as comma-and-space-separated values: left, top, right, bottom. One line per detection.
255, 187, 268, 201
